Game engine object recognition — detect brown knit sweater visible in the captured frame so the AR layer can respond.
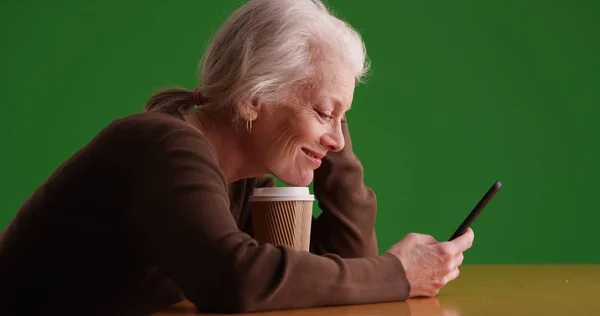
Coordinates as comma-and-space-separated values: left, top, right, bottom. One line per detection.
0, 110, 409, 315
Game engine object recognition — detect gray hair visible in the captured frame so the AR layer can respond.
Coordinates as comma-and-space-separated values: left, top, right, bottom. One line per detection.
144, 0, 369, 118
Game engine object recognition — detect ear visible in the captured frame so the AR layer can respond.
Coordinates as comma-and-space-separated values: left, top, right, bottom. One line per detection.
236, 95, 262, 121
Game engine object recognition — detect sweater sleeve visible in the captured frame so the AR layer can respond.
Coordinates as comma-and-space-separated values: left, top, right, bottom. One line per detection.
124, 125, 409, 313
311, 120, 380, 258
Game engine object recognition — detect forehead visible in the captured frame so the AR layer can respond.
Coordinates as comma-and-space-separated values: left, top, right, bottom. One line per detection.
306, 65, 356, 111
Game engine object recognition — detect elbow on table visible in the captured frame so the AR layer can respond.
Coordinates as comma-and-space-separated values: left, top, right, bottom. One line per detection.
226, 292, 264, 313
187, 278, 274, 313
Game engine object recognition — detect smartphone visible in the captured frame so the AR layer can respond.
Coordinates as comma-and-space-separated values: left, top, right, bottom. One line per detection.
448, 180, 502, 241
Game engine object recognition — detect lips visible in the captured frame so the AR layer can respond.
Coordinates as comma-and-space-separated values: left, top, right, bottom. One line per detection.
301, 148, 325, 167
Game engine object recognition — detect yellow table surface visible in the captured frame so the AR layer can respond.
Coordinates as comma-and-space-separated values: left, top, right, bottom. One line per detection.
153, 265, 600, 316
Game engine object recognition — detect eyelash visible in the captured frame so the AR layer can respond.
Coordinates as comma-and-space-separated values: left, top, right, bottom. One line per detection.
317, 111, 334, 120
317, 110, 347, 123
315, 105, 346, 123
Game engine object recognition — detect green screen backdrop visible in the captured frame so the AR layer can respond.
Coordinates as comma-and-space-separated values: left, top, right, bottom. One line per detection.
1, 1, 599, 264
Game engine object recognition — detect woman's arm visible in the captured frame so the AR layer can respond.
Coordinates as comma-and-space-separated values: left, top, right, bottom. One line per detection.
124, 122, 409, 313
311, 119, 379, 258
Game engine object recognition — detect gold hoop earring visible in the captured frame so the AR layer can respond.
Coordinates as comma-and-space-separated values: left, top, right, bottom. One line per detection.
246, 118, 253, 134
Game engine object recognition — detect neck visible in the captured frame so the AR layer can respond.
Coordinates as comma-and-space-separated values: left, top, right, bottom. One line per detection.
184, 109, 264, 183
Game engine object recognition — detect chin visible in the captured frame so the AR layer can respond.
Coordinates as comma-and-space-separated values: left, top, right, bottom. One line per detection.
276, 171, 314, 187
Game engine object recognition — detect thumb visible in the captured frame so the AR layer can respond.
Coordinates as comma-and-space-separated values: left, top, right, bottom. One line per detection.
452, 227, 474, 252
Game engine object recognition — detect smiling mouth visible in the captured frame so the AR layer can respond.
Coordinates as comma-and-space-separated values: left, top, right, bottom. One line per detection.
301, 148, 324, 166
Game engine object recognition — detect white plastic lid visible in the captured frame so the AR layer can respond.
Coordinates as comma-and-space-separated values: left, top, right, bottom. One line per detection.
249, 187, 314, 202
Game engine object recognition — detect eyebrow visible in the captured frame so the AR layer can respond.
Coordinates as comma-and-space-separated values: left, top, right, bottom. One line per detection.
332, 97, 351, 112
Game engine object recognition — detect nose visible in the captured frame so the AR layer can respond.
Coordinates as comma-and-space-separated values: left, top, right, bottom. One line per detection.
320, 123, 345, 152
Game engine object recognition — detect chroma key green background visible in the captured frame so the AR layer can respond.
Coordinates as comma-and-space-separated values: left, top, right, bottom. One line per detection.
1, 1, 598, 263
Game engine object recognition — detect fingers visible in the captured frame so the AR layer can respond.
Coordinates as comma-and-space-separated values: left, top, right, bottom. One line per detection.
404, 230, 469, 300
410, 284, 441, 298
442, 252, 464, 272
433, 250, 463, 278
442, 267, 460, 284
431, 238, 466, 277
454, 252, 464, 267
416, 267, 460, 297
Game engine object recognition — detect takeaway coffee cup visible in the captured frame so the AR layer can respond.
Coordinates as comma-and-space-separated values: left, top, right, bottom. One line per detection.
249, 187, 314, 251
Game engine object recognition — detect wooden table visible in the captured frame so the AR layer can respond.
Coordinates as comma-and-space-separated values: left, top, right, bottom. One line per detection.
152, 265, 600, 316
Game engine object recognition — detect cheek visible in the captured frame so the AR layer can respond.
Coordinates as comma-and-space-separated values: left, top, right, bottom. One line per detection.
268, 122, 301, 156
266, 118, 324, 160
297, 121, 325, 143
287, 117, 326, 148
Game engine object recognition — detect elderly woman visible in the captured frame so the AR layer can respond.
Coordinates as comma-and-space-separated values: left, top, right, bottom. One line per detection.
0, 0, 474, 315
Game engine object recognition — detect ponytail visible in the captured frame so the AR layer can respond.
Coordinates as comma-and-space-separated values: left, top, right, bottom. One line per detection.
143, 88, 197, 114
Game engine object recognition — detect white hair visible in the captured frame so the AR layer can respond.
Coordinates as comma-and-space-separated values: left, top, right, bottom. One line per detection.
199, 0, 369, 111
144, 0, 369, 116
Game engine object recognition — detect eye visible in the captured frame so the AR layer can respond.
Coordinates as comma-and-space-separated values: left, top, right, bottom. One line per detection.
317, 111, 334, 120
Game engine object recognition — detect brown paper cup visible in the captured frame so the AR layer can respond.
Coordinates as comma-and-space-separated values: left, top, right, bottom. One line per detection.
249, 187, 314, 251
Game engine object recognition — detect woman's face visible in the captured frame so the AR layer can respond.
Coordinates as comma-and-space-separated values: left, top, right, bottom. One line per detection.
250, 67, 355, 186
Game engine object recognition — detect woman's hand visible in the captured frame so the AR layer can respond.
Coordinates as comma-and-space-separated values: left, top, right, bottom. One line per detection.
386, 228, 474, 297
